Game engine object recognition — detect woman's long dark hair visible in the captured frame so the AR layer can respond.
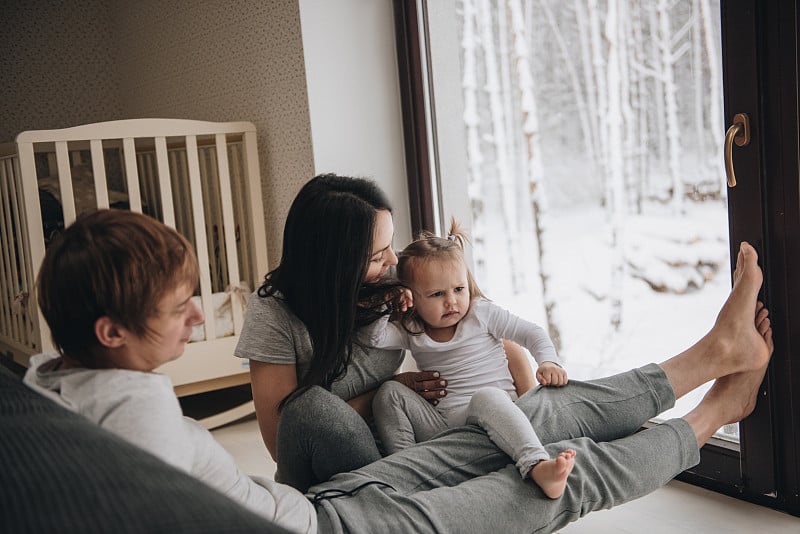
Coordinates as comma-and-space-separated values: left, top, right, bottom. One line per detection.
259, 174, 403, 405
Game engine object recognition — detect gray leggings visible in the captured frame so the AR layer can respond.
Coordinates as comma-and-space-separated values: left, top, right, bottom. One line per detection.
308, 364, 700, 534
374, 381, 549, 477
276, 387, 381, 492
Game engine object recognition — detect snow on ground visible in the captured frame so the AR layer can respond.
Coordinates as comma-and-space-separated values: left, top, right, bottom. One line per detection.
482, 199, 737, 438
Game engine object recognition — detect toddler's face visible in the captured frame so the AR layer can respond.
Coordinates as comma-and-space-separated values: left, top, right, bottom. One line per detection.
410, 258, 471, 332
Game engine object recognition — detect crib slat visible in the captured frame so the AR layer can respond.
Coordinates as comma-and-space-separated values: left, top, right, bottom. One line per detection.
16, 142, 50, 353
215, 134, 244, 333
0, 160, 17, 340
55, 142, 77, 225
122, 138, 143, 213
242, 131, 269, 279
90, 139, 110, 209
186, 135, 215, 340
170, 149, 194, 245
6, 161, 30, 348
10, 157, 34, 349
199, 148, 220, 293
228, 143, 252, 287
155, 137, 176, 228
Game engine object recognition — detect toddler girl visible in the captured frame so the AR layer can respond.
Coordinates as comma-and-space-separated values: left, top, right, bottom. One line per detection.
362, 220, 575, 498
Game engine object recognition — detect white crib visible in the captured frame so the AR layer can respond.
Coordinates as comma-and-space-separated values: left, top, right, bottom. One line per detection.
0, 118, 269, 427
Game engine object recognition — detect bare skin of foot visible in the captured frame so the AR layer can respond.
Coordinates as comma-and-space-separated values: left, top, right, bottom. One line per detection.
684, 359, 770, 447
660, 242, 773, 400
529, 449, 577, 499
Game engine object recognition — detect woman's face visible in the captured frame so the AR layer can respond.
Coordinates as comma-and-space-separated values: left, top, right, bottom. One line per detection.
365, 209, 397, 283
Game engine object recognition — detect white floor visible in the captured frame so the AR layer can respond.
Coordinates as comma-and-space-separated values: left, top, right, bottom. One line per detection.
213, 416, 800, 533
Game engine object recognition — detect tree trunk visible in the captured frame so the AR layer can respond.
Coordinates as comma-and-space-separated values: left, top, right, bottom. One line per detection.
461, 0, 487, 283
605, 0, 626, 332
507, 0, 560, 351
700, 0, 724, 195
477, 0, 521, 294
658, 0, 684, 214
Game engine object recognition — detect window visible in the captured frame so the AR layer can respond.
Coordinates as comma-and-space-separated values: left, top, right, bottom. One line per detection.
395, 0, 799, 515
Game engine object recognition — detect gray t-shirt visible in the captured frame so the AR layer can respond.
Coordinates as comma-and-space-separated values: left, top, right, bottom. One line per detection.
234, 291, 404, 399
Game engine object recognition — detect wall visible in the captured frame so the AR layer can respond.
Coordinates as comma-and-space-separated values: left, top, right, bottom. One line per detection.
0, 1, 124, 141
298, 0, 411, 247
3, 0, 408, 262
112, 0, 314, 266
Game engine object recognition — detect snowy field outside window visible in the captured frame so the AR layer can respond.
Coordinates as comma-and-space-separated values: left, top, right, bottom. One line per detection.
449, 1, 735, 438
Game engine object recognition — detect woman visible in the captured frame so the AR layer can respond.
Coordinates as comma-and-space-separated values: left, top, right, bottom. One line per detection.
235, 174, 531, 491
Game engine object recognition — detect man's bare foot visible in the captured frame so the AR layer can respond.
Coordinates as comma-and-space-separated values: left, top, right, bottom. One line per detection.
711, 242, 773, 369
661, 242, 773, 399
684, 361, 769, 446
530, 450, 576, 499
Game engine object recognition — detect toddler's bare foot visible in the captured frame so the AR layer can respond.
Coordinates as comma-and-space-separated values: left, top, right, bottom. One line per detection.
530, 449, 576, 499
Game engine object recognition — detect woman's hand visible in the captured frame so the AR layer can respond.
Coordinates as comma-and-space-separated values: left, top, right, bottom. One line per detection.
536, 361, 568, 386
393, 371, 448, 405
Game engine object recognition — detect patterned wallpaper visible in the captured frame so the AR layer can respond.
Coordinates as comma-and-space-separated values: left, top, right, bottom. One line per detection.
2, 0, 314, 268
0, 0, 124, 141
112, 0, 314, 265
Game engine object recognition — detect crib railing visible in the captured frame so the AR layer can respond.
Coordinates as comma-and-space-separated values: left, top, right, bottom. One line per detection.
3, 119, 268, 362
0, 150, 37, 354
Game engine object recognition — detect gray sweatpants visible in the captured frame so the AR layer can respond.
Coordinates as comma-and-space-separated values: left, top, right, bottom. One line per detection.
308, 364, 700, 534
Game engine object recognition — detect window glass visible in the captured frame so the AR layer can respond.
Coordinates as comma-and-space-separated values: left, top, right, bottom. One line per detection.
433, 0, 734, 439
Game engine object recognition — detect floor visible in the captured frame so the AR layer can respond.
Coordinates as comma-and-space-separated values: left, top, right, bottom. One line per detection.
213, 416, 800, 533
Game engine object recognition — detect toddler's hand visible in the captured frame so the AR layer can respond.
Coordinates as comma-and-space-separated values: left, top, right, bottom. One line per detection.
536, 362, 568, 387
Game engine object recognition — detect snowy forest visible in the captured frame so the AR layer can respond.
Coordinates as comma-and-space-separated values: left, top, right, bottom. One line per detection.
453, 0, 734, 435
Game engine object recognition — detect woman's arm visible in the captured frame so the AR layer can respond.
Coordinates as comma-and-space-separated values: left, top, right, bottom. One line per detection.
503, 339, 536, 396
249, 360, 298, 460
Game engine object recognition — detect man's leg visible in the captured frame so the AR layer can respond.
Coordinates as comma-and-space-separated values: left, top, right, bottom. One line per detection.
312, 369, 765, 534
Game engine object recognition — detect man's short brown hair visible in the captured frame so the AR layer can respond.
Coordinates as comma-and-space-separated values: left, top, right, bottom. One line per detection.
37, 209, 199, 367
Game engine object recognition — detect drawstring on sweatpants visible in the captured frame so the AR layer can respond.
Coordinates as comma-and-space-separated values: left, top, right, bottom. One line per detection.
311, 480, 396, 507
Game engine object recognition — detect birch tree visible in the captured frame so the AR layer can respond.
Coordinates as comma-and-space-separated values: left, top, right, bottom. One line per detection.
477, 0, 522, 294
604, 0, 626, 331
540, 0, 598, 177
507, 0, 560, 350
657, 0, 690, 214
699, 0, 724, 194
461, 0, 487, 283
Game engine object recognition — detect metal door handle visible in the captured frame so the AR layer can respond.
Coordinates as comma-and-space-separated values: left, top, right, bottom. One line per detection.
724, 113, 750, 187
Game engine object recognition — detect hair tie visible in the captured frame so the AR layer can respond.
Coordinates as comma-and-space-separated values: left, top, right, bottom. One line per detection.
447, 234, 456, 241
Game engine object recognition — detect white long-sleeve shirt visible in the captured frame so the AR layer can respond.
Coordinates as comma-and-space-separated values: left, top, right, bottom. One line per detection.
361, 298, 561, 426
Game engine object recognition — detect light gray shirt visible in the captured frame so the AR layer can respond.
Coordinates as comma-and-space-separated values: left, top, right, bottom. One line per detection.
24, 353, 317, 534
234, 291, 405, 398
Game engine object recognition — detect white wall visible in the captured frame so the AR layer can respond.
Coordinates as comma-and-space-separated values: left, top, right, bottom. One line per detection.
299, 0, 411, 247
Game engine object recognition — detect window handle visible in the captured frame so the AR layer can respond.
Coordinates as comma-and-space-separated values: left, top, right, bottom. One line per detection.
724, 113, 750, 188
